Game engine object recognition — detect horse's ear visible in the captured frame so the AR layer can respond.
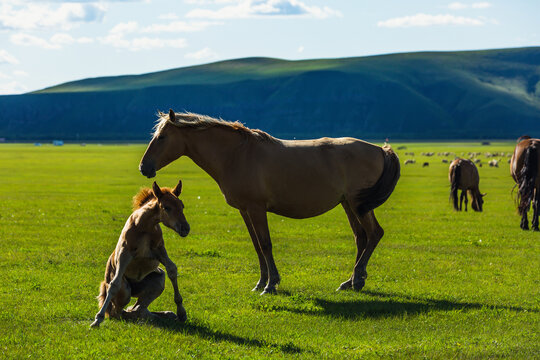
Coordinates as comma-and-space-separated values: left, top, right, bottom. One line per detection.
152, 181, 164, 200
169, 109, 175, 121
173, 180, 182, 197
482, 193, 487, 197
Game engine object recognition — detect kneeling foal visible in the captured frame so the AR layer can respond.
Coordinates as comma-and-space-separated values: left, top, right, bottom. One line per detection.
91, 180, 190, 328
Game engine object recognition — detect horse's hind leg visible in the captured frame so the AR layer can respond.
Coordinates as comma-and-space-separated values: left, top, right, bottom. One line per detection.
459, 191, 464, 211
337, 201, 367, 291
351, 209, 384, 291
532, 189, 539, 231
463, 191, 469, 211
240, 210, 268, 291
124, 269, 166, 320
244, 207, 280, 295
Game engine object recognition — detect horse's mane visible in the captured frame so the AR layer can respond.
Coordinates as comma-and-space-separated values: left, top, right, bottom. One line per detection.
153, 111, 278, 143
132, 187, 174, 210
133, 188, 155, 210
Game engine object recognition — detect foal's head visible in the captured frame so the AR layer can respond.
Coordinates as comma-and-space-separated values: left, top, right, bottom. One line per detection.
151, 180, 190, 237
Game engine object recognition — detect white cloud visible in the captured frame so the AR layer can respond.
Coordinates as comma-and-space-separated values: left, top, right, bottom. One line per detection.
0, 49, 19, 64
13, 70, 28, 77
448, 2, 492, 10
10, 32, 93, 49
100, 33, 187, 51
377, 13, 485, 28
158, 13, 179, 20
297, 45, 304, 53
0, 2, 105, 31
10, 33, 60, 49
110, 21, 139, 35
185, 47, 217, 59
0, 80, 28, 95
142, 20, 221, 33
186, 0, 342, 19
0, 71, 10, 80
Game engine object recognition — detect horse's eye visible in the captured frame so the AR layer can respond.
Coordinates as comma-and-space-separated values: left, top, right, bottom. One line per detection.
164, 206, 171, 212
157, 135, 165, 140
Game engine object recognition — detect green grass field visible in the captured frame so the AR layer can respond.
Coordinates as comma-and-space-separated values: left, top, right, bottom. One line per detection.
0, 142, 538, 359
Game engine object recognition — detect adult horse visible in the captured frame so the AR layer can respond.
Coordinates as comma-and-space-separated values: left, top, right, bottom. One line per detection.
449, 158, 485, 212
139, 110, 400, 294
511, 136, 540, 230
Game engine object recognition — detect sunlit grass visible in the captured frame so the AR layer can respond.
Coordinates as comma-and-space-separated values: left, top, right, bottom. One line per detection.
0, 142, 538, 359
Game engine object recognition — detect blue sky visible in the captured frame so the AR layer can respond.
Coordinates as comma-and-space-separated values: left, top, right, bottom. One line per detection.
0, 0, 538, 94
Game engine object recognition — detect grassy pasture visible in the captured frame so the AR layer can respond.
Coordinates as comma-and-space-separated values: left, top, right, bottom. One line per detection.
0, 142, 538, 359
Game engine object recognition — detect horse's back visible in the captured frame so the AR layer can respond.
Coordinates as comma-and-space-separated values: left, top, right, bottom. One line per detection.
449, 158, 479, 190
239, 137, 387, 218
511, 138, 540, 182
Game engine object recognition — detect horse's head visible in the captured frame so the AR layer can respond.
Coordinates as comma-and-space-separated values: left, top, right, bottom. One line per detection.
152, 180, 190, 237
472, 193, 485, 212
140, 109, 185, 178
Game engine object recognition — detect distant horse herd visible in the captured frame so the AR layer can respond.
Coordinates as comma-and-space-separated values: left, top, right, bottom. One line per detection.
91, 110, 539, 327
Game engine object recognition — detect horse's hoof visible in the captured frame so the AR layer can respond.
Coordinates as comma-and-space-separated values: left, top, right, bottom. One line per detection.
337, 280, 352, 291
260, 287, 277, 295
252, 283, 266, 292
90, 321, 100, 328
352, 280, 365, 291
533, 227, 539, 232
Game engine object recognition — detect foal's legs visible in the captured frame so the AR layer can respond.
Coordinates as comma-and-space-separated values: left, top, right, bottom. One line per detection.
240, 210, 268, 291
351, 209, 384, 291
91, 250, 133, 327
155, 245, 187, 322
123, 269, 168, 320
337, 201, 367, 291
520, 206, 530, 230
244, 207, 280, 295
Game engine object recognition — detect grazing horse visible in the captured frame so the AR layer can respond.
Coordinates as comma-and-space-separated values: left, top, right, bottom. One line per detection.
139, 110, 400, 295
449, 158, 485, 212
91, 181, 190, 328
511, 136, 540, 230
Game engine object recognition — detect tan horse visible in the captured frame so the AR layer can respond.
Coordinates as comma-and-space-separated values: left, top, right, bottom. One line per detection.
449, 158, 485, 212
511, 136, 540, 230
90, 181, 190, 328
139, 110, 400, 294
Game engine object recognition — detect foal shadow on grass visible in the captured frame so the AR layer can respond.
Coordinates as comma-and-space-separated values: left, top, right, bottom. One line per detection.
127, 316, 304, 354
266, 289, 536, 320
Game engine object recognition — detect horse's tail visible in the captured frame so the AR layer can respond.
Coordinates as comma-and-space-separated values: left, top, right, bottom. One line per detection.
517, 144, 538, 215
449, 162, 461, 211
356, 145, 401, 215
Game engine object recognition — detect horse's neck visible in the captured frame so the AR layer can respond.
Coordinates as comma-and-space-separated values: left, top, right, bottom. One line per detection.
184, 127, 245, 182
132, 203, 160, 232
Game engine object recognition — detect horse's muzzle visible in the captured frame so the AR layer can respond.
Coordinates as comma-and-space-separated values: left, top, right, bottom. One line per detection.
176, 223, 190, 238
139, 163, 156, 178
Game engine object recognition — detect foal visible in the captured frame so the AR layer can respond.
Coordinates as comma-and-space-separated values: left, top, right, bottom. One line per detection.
90, 180, 190, 328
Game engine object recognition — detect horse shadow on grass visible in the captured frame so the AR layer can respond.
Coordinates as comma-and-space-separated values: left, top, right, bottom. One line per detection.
126, 316, 304, 355
269, 289, 536, 320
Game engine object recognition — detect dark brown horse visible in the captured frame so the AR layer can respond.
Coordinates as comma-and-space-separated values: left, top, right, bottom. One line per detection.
511, 136, 540, 230
449, 158, 485, 212
139, 110, 400, 294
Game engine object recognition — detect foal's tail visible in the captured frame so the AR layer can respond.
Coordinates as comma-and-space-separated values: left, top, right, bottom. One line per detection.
449, 162, 461, 211
356, 145, 401, 215
517, 144, 538, 215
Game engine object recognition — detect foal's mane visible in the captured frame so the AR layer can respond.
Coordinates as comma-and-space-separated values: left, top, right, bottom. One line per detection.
132, 187, 174, 210
153, 111, 278, 143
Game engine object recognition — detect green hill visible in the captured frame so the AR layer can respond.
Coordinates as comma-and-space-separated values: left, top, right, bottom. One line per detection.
1, 47, 539, 140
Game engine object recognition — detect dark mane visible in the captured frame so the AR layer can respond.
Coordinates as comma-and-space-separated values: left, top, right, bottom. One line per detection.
154, 111, 278, 143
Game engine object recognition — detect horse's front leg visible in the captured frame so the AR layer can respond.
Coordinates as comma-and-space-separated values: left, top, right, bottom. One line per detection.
240, 210, 268, 291
532, 189, 539, 231
155, 245, 187, 322
91, 249, 133, 328
245, 207, 280, 295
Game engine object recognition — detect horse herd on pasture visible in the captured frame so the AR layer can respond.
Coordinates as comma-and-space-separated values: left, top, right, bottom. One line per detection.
91, 111, 540, 328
